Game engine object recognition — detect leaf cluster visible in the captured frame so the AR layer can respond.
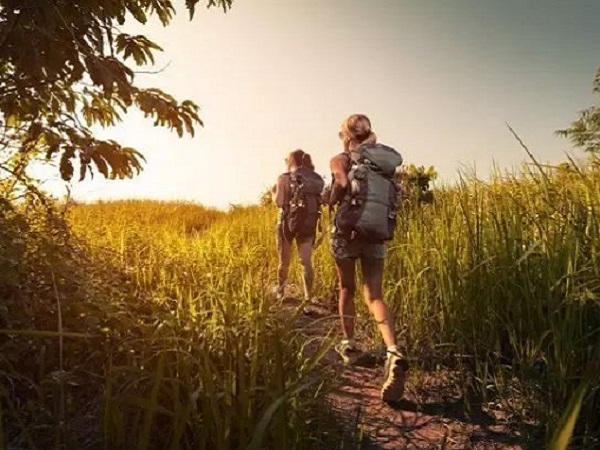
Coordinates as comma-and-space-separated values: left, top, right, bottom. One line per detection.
557, 67, 600, 154
0, 0, 232, 184
396, 164, 438, 206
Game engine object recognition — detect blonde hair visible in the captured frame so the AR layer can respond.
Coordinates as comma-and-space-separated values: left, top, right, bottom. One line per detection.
339, 114, 377, 152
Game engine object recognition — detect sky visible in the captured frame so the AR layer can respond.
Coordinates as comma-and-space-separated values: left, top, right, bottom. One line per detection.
41, 0, 600, 209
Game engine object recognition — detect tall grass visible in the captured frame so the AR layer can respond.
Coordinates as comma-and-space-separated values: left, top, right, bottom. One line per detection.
71, 201, 343, 450
70, 158, 600, 445
4, 155, 600, 448
385, 158, 600, 445
2, 200, 340, 449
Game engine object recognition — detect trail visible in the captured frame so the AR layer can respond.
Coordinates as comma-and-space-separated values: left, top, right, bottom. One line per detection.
280, 289, 539, 450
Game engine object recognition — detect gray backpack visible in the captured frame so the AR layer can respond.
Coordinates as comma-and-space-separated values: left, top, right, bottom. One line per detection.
334, 143, 403, 242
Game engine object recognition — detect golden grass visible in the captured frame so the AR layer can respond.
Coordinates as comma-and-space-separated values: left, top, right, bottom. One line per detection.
3, 155, 600, 449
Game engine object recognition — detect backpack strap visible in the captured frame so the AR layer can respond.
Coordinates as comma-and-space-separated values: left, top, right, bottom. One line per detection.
349, 149, 362, 165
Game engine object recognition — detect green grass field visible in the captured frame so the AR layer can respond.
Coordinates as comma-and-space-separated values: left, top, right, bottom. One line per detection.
2, 156, 600, 449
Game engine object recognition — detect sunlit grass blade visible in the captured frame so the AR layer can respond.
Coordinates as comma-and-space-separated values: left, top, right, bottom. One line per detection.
548, 380, 588, 450
245, 380, 316, 450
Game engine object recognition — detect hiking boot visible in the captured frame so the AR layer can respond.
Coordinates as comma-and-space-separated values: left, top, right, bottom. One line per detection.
335, 340, 361, 365
381, 351, 409, 403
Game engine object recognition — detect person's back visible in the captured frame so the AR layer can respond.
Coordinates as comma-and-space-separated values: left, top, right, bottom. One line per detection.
272, 150, 324, 305
287, 166, 324, 239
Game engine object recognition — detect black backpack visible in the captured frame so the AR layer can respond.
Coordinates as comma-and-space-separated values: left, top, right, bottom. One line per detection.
334, 143, 403, 242
285, 168, 325, 239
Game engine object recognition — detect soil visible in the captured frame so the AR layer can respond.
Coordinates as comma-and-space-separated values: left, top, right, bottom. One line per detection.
281, 292, 542, 450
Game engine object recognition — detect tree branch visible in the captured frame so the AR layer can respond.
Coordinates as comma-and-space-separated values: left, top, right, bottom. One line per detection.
133, 60, 172, 75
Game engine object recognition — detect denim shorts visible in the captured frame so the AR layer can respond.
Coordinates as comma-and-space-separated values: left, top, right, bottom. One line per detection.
330, 232, 387, 260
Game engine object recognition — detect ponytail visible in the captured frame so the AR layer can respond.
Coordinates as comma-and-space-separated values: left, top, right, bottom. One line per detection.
301, 152, 314, 171
286, 149, 315, 171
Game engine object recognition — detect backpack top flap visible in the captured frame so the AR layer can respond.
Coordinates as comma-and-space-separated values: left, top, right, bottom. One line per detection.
354, 144, 403, 178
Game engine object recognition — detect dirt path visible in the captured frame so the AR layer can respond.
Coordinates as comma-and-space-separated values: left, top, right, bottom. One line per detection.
281, 292, 539, 450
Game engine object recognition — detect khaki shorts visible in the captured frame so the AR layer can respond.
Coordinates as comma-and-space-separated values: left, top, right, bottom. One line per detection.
330, 233, 387, 260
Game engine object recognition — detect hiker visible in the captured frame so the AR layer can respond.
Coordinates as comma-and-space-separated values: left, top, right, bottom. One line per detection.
323, 114, 409, 403
271, 149, 325, 305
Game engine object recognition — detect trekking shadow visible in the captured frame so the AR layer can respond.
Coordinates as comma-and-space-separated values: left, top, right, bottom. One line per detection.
387, 397, 542, 449
353, 352, 385, 368
388, 397, 495, 427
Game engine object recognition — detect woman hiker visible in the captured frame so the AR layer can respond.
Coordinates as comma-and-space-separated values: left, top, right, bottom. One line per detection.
323, 114, 409, 403
271, 149, 324, 308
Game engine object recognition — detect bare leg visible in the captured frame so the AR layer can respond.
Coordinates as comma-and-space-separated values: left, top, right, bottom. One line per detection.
362, 256, 408, 402
360, 257, 396, 348
276, 227, 292, 291
335, 258, 356, 340
297, 240, 314, 300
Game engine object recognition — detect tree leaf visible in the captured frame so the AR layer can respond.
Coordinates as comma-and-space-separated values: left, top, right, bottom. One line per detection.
0, 0, 225, 186
60, 149, 75, 181
91, 153, 109, 178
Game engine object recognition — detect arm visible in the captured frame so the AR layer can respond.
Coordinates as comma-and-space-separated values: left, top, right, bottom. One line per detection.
273, 175, 288, 208
324, 154, 350, 206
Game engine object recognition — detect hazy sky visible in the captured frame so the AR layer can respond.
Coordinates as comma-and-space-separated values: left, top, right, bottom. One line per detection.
42, 0, 600, 208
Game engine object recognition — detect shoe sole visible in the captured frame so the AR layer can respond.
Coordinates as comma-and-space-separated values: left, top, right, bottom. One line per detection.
381, 362, 407, 403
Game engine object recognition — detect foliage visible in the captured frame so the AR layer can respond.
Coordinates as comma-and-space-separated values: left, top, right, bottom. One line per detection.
0, 198, 100, 448
556, 66, 600, 153
387, 157, 600, 447
0, 0, 232, 195
263, 156, 600, 447
395, 163, 437, 206
5, 156, 600, 447
71, 155, 600, 447
548, 380, 589, 450
259, 184, 276, 207
1, 199, 342, 450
